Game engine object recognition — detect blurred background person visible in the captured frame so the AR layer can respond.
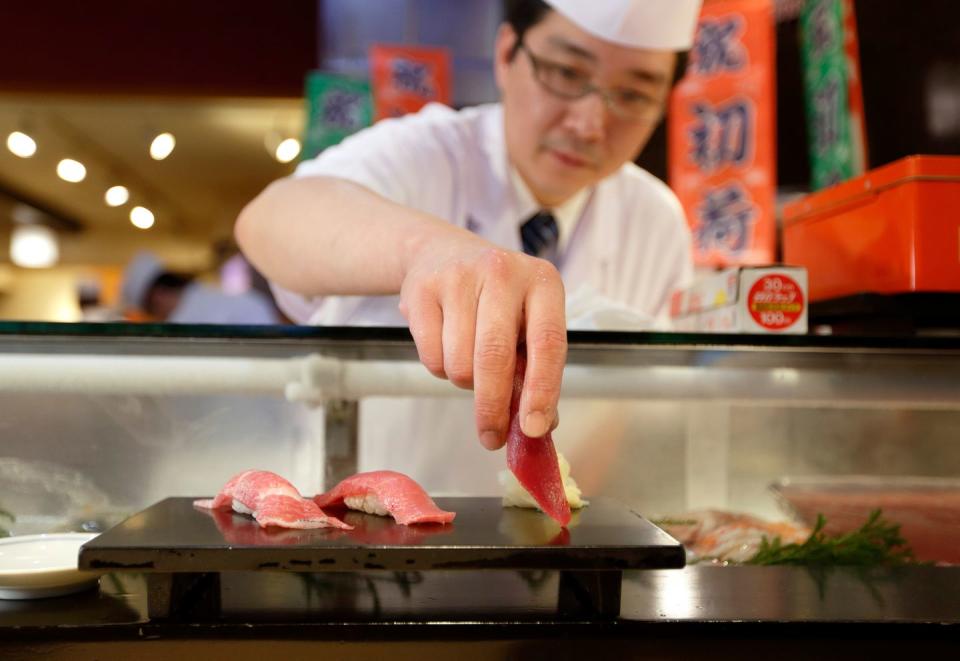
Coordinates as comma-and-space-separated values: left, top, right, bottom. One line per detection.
120, 250, 280, 324
76, 278, 122, 322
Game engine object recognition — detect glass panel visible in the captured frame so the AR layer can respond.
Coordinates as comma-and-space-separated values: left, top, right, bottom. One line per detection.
1, 325, 958, 566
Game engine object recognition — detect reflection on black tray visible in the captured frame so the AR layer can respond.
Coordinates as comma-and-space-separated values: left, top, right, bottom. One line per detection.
80, 497, 684, 573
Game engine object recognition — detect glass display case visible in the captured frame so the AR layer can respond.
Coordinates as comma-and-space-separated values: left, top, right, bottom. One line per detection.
2, 323, 958, 535
1, 323, 958, 656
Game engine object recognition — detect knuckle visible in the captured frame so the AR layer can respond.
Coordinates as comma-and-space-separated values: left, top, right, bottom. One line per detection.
420, 352, 446, 379
442, 262, 471, 289
474, 398, 508, 428
475, 334, 516, 372
521, 256, 562, 286
527, 324, 568, 353
535, 259, 562, 280
400, 282, 434, 311
478, 248, 512, 280
444, 359, 474, 389
522, 373, 560, 398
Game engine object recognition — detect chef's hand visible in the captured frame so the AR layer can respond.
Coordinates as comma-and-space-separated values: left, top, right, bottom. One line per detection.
398, 233, 567, 450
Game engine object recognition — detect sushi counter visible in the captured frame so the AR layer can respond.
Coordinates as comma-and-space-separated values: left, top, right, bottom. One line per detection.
3, 326, 960, 658
3, 491, 959, 657
2, 495, 960, 659
1, 564, 959, 659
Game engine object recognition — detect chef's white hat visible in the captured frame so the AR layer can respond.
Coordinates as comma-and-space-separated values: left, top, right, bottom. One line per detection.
544, 0, 703, 51
121, 250, 165, 309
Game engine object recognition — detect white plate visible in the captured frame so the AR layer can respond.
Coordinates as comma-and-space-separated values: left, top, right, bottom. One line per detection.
0, 533, 101, 600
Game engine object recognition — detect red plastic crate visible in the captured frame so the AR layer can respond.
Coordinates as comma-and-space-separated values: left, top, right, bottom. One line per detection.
783, 155, 960, 302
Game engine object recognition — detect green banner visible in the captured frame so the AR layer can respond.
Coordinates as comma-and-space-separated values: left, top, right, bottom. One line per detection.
800, 0, 854, 190
301, 72, 373, 161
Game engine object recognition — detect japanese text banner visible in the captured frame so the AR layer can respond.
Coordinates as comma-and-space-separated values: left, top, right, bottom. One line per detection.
370, 44, 452, 121
301, 72, 373, 160
669, 0, 777, 266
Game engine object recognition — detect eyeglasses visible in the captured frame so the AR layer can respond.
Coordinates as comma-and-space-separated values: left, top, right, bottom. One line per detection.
517, 41, 666, 122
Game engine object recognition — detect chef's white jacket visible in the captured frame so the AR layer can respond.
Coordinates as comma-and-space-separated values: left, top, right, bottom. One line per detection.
272, 102, 694, 494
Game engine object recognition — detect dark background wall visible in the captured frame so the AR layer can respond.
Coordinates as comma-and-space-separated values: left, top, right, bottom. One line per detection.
855, 0, 960, 170
0, 0, 319, 97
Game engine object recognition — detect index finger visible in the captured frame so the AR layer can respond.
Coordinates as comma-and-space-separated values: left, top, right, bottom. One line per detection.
519, 272, 567, 438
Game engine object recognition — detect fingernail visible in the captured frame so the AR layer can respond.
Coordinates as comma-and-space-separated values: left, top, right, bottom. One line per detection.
480, 430, 501, 450
522, 411, 549, 438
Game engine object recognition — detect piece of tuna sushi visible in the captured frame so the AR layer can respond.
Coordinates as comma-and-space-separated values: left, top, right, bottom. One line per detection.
314, 470, 455, 525
194, 469, 352, 530
339, 510, 454, 544
506, 350, 571, 527
204, 506, 347, 545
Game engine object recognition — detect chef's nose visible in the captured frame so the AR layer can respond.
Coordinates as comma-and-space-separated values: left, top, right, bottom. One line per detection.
562, 92, 607, 142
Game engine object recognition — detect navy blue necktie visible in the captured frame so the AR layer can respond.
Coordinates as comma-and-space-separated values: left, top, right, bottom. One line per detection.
520, 211, 559, 260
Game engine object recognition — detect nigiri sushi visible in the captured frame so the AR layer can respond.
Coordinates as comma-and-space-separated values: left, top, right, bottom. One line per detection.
499, 451, 587, 511
339, 510, 454, 544
314, 470, 455, 525
204, 506, 347, 545
194, 469, 352, 530
505, 350, 572, 527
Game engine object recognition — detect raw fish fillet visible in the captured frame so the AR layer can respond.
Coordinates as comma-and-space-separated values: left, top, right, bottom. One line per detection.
658, 510, 810, 563
506, 351, 571, 527
204, 507, 347, 545
314, 470, 455, 525
194, 469, 352, 530
340, 510, 454, 544
499, 451, 587, 510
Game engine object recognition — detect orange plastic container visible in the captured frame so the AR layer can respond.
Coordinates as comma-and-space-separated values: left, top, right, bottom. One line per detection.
783, 156, 960, 302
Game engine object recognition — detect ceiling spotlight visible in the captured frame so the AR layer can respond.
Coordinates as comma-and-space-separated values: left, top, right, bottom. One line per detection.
6, 131, 37, 158
105, 185, 130, 207
275, 138, 301, 163
56, 158, 86, 183
149, 132, 176, 160
130, 206, 155, 230
10, 224, 59, 268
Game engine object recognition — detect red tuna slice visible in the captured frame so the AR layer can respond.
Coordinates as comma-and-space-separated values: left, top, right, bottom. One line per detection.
340, 510, 455, 544
506, 351, 571, 527
314, 471, 455, 525
194, 469, 352, 530
204, 507, 348, 545
254, 493, 352, 530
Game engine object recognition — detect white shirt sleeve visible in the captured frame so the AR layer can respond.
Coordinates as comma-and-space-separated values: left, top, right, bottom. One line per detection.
294, 102, 460, 213
274, 104, 464, 324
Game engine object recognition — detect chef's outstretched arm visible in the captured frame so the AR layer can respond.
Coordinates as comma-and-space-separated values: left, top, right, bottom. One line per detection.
235, 175, 566, 449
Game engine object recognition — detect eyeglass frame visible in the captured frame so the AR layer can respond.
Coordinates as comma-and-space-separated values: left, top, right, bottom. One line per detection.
514, 40, 668, 123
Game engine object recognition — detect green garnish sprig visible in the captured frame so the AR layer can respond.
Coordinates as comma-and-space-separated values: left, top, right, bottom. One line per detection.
748, 509, 917, 567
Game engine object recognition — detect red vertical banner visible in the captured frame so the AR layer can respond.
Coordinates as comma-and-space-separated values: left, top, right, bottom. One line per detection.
669, 0, 777, 267
369, 44, 452, 121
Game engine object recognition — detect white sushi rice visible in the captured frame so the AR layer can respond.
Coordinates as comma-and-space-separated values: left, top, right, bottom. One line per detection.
232, 499, 253, 515
344, 494, 390, 517
499, 452, 587, 510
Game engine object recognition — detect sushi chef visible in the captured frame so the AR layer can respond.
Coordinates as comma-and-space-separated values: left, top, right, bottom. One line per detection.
236, 0, 702, 493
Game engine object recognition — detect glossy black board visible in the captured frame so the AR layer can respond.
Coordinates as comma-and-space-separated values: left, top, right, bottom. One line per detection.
79, 497, 684, 573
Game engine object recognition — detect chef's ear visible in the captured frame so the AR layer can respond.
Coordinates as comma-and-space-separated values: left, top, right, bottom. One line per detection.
493, 24, 520, 91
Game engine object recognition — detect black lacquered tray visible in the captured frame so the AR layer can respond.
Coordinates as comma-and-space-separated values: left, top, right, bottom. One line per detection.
80, 497, 683, 620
